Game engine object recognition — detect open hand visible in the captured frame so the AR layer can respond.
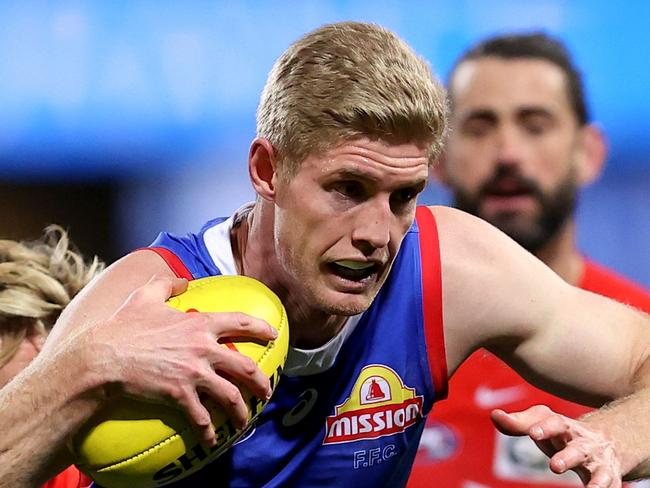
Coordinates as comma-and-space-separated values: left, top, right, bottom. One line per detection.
491, 405, 622, 488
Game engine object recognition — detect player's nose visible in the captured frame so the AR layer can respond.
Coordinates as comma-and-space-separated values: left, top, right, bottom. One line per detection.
351, 200, 391, 251
495, 125, 527, 167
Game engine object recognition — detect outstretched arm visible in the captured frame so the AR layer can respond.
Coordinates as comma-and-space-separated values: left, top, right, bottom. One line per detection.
431, 205, 650, 486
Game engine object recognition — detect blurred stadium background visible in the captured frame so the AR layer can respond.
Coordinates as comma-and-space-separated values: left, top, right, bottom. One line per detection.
2, 0, 650, 285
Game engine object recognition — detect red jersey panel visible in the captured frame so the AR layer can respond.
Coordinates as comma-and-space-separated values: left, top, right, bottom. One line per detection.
408, 258, 650, 488
42, 466, 91, 488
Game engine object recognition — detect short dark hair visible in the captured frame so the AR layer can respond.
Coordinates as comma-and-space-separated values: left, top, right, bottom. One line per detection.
449, 32, 589, 125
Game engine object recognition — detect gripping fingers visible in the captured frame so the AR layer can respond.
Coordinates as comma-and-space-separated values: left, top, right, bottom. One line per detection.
174, 387, 216, 447
135, 275, 188, 303
208, 312, 278, 342
198, 371, 250, 430
211, 347, 272, 401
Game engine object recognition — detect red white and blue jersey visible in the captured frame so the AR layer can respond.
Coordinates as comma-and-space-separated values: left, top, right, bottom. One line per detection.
99, 206, 446, 488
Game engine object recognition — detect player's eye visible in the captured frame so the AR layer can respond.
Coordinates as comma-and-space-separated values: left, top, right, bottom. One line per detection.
461, 116, 494, 138
524, 121, 548, 135
390, 187, 420, 212
521, 113, 554, 136
335, 181, 365, 200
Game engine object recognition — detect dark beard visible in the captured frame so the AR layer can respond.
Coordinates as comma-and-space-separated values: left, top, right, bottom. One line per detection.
452, 165, 577, 253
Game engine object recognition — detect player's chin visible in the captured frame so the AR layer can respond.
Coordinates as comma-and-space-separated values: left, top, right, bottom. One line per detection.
317, 283, 381, 316
319, 298, 371, 316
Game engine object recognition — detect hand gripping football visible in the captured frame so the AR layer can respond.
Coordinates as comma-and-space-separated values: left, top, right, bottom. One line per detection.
71, 275, 289, 487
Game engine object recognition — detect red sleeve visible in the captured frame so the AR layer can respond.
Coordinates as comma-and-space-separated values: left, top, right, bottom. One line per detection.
143, 247, 194, 281
415, 206, 448, 400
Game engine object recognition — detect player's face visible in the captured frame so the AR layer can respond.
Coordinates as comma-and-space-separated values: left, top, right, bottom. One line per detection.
443, 58, 583, 252
0, 332, 43, 388
273, 138, 429, 316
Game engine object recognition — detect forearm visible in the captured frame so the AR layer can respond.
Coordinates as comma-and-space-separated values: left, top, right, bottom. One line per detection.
580, 386, 650, 482
0, 337, 106, 487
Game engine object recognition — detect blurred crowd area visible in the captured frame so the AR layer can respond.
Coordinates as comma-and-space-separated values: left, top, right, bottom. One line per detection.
2, 0, 650, 285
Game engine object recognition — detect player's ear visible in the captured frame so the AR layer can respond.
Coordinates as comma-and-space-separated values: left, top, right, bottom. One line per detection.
576, 124, 608, 186
249, 138, 279, 202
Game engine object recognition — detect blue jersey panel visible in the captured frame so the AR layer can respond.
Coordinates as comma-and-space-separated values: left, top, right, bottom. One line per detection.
150, 217, 227, 279
93, 215, 442, 488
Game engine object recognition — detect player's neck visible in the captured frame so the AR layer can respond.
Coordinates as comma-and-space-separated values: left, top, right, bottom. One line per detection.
232, 202, 347, 348
231, 202, 274, 282
535, 218, 585, 286
281, 300, 348, 349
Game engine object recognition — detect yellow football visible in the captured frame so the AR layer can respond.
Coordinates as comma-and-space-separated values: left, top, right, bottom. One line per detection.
70, 275, 289, 488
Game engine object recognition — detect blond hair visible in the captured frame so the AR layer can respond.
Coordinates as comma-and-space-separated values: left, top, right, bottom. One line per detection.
0, 225, 104, 368
257, 21, 448, 178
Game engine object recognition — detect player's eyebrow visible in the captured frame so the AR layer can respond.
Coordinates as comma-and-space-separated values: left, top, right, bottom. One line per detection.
461, 108, 498, 124
517, 106, 555, 120
329, 167, 380, 181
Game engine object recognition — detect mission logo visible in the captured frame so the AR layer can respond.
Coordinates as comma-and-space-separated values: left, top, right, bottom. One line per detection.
324, 365, 423, 444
